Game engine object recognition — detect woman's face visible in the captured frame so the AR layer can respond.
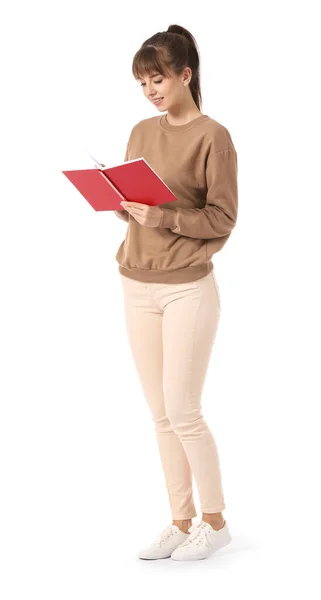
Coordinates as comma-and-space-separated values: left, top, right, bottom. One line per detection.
138, 68, 191, 112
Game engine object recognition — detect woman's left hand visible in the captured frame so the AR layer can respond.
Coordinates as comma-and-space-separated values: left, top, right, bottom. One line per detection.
120, 201, 162, 228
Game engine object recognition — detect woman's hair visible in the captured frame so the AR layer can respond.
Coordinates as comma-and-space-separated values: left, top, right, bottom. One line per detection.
132, 24, 202, 111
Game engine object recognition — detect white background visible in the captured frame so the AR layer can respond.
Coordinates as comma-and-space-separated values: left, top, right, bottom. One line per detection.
1, 1, 320, 598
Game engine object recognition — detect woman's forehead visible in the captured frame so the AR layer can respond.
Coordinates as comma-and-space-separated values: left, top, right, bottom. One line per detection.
139, 72, 161, 80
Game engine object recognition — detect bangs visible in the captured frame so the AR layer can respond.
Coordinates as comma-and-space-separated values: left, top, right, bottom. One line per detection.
132, 45, 172, 81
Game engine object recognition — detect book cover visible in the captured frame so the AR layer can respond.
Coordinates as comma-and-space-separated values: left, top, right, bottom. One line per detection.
62, 158, 177, 212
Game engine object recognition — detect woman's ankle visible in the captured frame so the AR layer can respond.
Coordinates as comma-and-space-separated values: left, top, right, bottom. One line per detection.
172, 518, 192, 533
202, 512, 225, 530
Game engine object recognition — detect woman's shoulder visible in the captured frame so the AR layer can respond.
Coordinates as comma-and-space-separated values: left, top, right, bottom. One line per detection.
132, 115, 160, 130
202, 115, 236, 152
126, 116, 159, 141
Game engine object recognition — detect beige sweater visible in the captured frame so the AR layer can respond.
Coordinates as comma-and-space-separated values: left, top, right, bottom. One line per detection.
115, 113, 238, 283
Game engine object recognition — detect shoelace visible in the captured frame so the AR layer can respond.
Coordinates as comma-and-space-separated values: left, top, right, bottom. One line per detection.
152, 525, 176, 547
178, 522, 211, 548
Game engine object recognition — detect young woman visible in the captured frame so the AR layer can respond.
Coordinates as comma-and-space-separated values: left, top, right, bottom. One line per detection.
115, 24, 238, 561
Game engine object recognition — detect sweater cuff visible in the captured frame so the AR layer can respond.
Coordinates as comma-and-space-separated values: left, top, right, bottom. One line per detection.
160, 208, 178, 230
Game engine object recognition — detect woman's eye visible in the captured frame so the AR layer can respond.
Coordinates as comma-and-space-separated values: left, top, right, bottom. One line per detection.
140, 80, 163, 86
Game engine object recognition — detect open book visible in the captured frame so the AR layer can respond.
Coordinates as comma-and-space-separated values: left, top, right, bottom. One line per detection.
62, 156, 177, 212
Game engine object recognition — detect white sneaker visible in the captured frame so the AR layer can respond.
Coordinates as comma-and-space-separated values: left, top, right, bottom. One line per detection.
137, 524, 191, 560
171, 520, 231, 561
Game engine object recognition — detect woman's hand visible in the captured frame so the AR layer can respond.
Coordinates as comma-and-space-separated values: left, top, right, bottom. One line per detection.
94, 164, 162, 227
120, 201, 162, 228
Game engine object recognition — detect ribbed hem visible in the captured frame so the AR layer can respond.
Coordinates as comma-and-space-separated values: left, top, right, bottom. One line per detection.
118, 262, 213, 284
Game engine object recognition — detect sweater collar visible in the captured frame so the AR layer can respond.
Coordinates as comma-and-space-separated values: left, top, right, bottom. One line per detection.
159, 113, 209, 133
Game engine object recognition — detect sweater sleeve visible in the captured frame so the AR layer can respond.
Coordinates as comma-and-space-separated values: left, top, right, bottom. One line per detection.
113, 139, 130, 222
159, 147, 238, 239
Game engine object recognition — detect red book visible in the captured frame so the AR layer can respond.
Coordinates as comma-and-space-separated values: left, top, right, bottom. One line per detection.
62, 157, 177, 212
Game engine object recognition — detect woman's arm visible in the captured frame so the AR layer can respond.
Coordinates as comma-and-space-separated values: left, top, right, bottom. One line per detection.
159, 147, 238, 239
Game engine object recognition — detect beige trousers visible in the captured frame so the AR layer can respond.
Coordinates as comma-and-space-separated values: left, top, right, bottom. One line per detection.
120, 270, 226, 519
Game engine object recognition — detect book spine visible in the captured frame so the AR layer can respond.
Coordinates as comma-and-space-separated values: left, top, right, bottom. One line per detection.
98, 171, 126, 202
